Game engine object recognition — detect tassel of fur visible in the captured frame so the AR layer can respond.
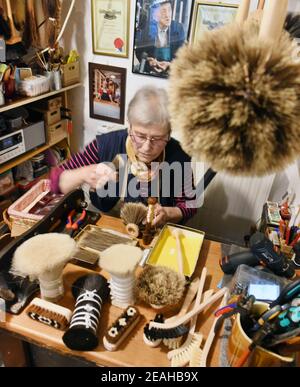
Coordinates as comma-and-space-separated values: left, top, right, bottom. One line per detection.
168, 20, 300, 176
11, 0, 25, 32
23, 0, 39, 48
42, 0, 56, 48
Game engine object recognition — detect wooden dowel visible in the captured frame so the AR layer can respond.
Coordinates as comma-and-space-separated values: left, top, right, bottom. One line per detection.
236, 0, 251, 26
259, 0, 288, 43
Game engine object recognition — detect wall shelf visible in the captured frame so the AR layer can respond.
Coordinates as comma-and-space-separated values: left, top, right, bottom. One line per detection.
0, 137, 68, 175
0, 83, 82, 114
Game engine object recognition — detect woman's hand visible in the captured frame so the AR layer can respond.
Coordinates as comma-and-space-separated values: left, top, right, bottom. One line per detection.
59, 164, 117, 194
151, 204, 183, 228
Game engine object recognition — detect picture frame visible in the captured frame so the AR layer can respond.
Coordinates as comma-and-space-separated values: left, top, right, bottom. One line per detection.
91, 0, 130, 58
89, 63, 127, 125
190, 1, 238, 44
132, 0, 194, 79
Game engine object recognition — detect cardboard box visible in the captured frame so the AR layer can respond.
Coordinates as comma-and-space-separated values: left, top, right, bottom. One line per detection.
61, 61, 80, 87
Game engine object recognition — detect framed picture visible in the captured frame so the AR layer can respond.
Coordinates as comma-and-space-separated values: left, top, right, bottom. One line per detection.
89, 63, 127, 124
190, 1, 238, 44
91, 0, 130, 58
132, 0, 194, 79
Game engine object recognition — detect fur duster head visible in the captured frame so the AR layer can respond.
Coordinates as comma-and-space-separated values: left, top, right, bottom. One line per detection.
134, 265, 186, 307
12, 233, 76, 278
169, 21, 300, 176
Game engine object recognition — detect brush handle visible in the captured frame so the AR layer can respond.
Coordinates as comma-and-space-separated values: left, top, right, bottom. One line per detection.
172, 229, 184, 275
235, 0, 251, 26
189, 267, 207, 333
257, 0, 265, 11
5, 0, 21, 42
259, 0, 288, 43
198, 293, 227, 367
149, 287, 227, 331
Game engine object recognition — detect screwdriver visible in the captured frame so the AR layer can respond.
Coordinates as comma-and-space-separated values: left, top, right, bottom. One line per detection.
269, 279, 300, 309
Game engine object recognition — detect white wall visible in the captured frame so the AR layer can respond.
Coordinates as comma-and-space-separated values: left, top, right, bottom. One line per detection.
62, 0, 300, 245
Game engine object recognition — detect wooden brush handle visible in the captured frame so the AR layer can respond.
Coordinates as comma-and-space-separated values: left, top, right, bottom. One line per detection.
257, 0, 265, 11
172, 229, 184, 274
189, 267, 207, 332
150, 287, 227, 330
198, 293, 227, 367
166, 277, 200, 322
259, 0, 288, 43
236, 0, 251, 26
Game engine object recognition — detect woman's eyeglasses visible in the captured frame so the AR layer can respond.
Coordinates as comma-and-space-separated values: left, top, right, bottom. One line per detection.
129, 130, 170, 147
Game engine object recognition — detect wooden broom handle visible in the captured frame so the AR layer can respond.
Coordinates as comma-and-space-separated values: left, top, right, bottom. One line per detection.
236, 0, 251, 26
259, 0, 288, 43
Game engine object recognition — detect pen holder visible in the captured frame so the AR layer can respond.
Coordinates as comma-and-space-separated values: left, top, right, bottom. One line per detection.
227, 302, 295, 367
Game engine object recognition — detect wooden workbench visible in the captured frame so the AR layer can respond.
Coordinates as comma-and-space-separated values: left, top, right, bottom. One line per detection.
0, 215, 225, 367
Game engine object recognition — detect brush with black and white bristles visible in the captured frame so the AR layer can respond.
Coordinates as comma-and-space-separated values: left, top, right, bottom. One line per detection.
143, 288, 227, 341
26, 297, 72, 330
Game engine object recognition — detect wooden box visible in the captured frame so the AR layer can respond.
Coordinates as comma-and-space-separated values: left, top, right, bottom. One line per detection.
61, 62, 80, 87
47, 120, 68, 145
39, 96, 62, 111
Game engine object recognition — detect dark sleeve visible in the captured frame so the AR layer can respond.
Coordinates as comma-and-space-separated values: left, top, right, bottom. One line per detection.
175, 164, 197, 223
50, 139, 99, 193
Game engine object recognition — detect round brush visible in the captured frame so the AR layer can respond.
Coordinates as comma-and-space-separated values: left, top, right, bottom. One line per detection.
168, 0, 300, 177
120, 202, 148, 238
134, 265, 186, 309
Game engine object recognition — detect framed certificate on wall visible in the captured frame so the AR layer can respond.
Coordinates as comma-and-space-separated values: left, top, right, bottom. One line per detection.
91, 0, 130, 58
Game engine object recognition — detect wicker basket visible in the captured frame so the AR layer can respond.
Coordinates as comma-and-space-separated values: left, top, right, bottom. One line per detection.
7, 180, 51, 237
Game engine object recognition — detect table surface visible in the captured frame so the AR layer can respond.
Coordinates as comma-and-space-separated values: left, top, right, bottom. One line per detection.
0, 215, 226, 367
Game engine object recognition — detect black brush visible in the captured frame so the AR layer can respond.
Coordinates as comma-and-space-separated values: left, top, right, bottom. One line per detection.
144, 322, 189, 340
285, 12, 300, 39
63, 274, 110, 351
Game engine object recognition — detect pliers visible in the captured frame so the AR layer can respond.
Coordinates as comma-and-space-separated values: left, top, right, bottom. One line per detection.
65, 209, 87, 237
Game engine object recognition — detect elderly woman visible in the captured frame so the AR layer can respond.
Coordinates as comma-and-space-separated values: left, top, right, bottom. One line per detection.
50, 86, 196, 227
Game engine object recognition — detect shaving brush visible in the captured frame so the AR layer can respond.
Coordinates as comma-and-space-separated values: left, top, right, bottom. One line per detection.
11, 233, 76, 302
134, 266, 186, 309
99, 244, 143, 309
169, 19, 300, 176
120, 202, 148, 238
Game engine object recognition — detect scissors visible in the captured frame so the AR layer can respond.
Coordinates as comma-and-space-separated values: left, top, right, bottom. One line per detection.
65, 209, 87, 237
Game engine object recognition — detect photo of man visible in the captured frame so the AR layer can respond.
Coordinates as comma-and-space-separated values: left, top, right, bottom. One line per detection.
133, 0, 193, 78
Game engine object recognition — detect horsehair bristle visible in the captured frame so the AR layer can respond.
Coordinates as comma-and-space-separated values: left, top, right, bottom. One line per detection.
169, 19, 300, 176
120, 202, 148, 226
135, 265, 186, 307
144, 323, 189, 340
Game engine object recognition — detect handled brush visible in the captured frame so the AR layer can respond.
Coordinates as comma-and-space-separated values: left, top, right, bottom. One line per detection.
171, 228, 184, 275
189, 293, 227, 367
144, 287, 227, 341
162, 276, 200, 349
165, 267, 207, 354
144, 277, 200, 348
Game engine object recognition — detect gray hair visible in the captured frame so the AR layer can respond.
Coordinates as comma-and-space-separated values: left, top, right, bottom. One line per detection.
127, 86, 171, 133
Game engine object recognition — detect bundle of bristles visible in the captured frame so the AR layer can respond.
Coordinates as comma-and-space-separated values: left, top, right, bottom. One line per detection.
0, 0, 62, 50
169, 12, 300, 177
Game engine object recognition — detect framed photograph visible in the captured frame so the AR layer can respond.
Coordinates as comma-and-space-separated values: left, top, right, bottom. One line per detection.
91, 0, 130, 58
89, 63, 127, 124
190, 1, 238, 44
132, 0, 194, 79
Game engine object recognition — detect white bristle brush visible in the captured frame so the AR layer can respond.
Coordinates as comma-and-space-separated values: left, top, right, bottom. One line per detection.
168, 268, 209, 367
26, 297, 72, 330
189, 293, 227, 367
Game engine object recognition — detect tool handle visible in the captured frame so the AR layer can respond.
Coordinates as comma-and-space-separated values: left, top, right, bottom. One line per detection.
236, 0, 251, 26
259, 0, 288, 43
